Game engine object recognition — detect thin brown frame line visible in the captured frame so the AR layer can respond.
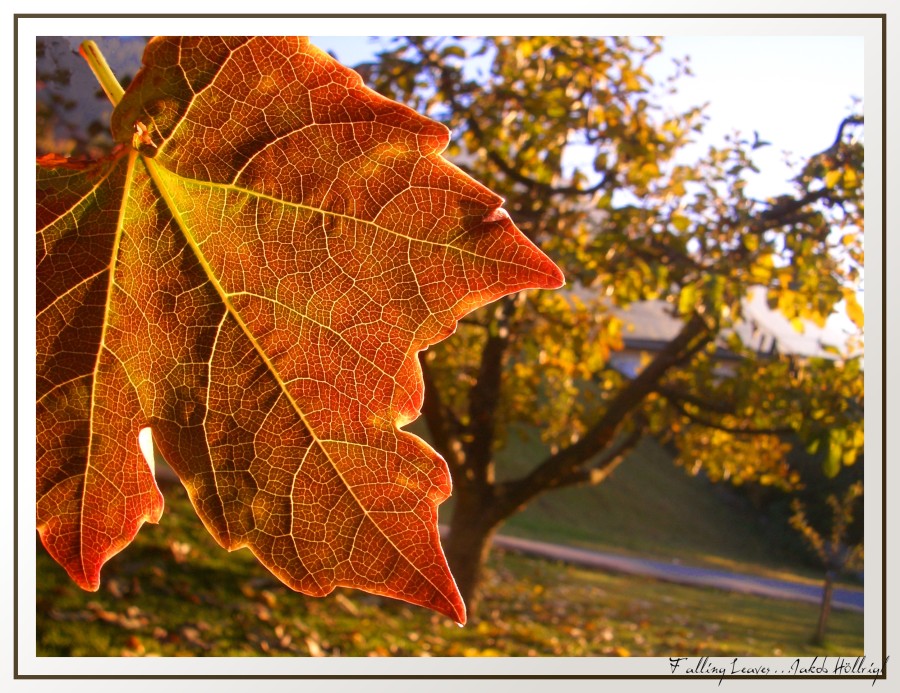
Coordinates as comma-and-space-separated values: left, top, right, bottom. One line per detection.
15, 14, 886, 678
11, 12, 890, 18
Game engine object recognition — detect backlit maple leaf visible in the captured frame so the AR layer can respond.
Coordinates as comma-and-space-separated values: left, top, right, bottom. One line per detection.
36, 36, 563, 623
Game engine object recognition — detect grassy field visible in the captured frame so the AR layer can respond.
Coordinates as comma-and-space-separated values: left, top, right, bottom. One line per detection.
35, 477, 863, 658
483, 429, 844, 583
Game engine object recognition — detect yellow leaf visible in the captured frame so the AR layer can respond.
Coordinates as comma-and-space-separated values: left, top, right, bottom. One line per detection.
678, 285, 697, 316
663, 120, 682, 137
824, 169, 842, 189
842, 288, 864, 329
750, 258, 773, 283
671, 213, 690, 232
843, 167, 859, 189
641, 161, 660, 178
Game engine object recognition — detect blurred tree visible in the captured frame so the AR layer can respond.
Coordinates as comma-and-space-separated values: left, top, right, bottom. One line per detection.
790, 481, 864, 645
364, 36, 865, 615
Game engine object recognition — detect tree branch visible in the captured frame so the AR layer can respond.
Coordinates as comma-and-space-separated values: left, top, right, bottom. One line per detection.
464, 295, 519, 484
828, 115, 864, 154
552, 418, 646, 489
671, 329, 716, 367
497, 311, 711, 514
756, 188, 834, 227
655, 384, 737, 415
419, 355, 464, 466
630, 239, 710, 282
470, 119, 612, 197
668, 398, 794, 436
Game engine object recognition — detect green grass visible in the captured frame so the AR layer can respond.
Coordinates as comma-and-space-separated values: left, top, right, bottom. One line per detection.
36, 479, 863, 657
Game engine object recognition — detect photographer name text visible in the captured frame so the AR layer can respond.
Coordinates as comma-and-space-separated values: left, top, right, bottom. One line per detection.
668, 655, 888, 683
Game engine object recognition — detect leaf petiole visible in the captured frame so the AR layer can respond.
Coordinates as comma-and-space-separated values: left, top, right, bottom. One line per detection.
79, 40, 124, 107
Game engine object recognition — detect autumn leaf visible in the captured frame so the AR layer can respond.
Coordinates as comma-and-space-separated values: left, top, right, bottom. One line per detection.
841, 287, 864, 330
824, 168, 843, 189
36, 36, 563, 623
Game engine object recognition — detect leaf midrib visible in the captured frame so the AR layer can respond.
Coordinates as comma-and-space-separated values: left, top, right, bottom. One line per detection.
142, 155, 454, 613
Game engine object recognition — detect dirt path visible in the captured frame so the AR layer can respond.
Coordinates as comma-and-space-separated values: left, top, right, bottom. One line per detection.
492, 533, 864, 612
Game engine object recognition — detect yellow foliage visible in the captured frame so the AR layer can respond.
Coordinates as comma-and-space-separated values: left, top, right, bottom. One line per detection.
671, 213, 690, 232
824, 169, 843, 189
842, 167, 859, 189
842, 287, 864, 329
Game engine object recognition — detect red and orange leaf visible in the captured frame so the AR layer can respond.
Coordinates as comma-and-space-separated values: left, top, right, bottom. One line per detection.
36, 36, 563, 623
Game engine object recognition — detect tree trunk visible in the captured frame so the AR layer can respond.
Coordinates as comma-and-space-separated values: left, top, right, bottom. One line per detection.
442, 488, 501, 618
814, 570, 835, 645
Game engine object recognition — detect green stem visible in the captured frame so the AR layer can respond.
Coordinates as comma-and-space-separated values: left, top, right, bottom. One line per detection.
79, 40, 124, 106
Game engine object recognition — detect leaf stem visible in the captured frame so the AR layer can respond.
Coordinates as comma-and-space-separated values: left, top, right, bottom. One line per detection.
79, 40, 125, 106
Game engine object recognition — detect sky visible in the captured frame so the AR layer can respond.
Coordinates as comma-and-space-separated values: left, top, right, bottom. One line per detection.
647, 35, 864, 199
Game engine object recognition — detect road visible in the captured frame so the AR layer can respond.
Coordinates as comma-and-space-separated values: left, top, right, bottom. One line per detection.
491, 533, 864, 612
